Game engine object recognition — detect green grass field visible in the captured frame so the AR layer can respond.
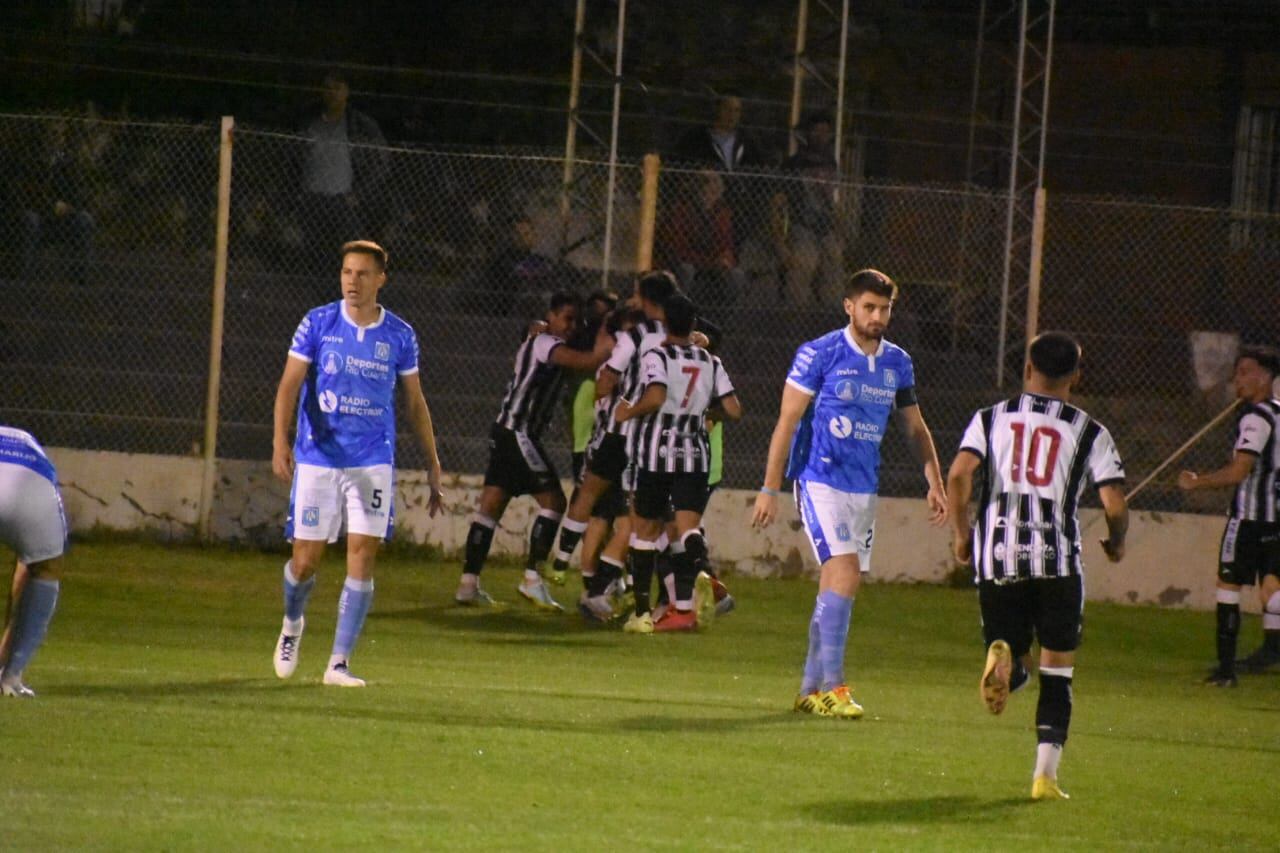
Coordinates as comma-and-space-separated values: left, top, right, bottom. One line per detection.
3, 540, 1277, 850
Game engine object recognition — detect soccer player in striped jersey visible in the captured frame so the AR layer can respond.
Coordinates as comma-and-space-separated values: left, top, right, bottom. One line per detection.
1177, 345, 1280, 682
753, 269, 948, 719
947, 331, 1129, 801
455, 291, 613, 610
271, 241, 445, 687
615, 294, 741, 632
0, 426, 66, 698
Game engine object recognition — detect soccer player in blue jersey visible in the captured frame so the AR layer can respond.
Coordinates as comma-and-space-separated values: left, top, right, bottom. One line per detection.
271, 240, 445, 687
751, 269, 947, 718
0, 426, 67, 698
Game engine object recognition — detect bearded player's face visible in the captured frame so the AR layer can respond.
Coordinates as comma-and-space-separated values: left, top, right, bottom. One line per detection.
844, 291, 893, 340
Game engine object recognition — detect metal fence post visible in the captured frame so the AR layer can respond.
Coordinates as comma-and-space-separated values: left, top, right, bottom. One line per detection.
198, 116, 234, 542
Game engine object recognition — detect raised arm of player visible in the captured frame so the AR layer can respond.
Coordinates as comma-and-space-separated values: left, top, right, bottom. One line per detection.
1097, 483, 1129, 562
550, 324, 615, 373
946, 450, 980, 564
272, 356, 308, 483
897, 404, 948, 526
400, 374, 445, 517
751, 384, 812, 529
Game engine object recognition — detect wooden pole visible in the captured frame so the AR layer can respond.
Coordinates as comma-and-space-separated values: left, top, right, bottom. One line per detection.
1024, 186, 1046, 357
635, 153, 660, 271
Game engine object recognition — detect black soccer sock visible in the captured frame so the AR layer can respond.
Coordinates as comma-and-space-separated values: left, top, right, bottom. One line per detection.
1215, 590, 1241, 673
655, 549, 676, 606
1036, 669, 1073, 748
628, 544, 658, 615
553, 517, 589, 566
587, 558, 622, 597
681, 530, 709, 574
463, 515, 496, 575
526, 509, 562, 572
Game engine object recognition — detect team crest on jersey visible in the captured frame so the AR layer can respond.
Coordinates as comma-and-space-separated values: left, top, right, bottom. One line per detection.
301, 506, 320, 527
835, 522, 851, 542
321, 351, 342, 375
374, 341, 391, 361
319, 390, 338, 413
883, 368, 898, 389
835, 379, 858, 401
829, 416, 854, 439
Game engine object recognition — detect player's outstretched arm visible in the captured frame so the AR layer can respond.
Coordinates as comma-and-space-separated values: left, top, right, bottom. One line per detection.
1177, 451, 1255, 492
1097, 483, 1129, 563
715, 393, 743, 422
401, 374, 445, 517
272, 357, 308, 483
615, 384, 666, 423
946, 451, 979, 565
751, 384, 810, 529
898, 404, 948, 525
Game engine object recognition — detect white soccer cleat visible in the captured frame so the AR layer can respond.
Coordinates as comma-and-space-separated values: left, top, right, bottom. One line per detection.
323, 661, 366, 687
273, 616, 304, 679
455, 580, 501, 608
578, 593, 616, 623
517, 578, 564, 611
0, 675, 35, 698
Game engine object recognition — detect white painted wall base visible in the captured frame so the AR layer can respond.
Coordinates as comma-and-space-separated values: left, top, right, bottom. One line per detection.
46, 447, 1252, 613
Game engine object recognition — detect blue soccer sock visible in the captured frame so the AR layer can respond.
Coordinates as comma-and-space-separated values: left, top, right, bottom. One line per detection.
330, 577, 374, 662
800, 596, 823, 694
817, 589, 854, 691
282, 560, 316, 625
4, 578, 59, 680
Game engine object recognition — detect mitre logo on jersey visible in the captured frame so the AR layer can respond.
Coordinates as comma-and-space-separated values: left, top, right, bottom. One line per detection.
374, 341, 391, 361
321, 351, 342, 375
829, 415, 854, 438
318, 390, 338, 413
835, 379, 858, 401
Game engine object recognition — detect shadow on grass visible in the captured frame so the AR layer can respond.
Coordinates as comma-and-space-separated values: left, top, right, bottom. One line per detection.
805, 795, 1030, 826
45, 676, 280, 699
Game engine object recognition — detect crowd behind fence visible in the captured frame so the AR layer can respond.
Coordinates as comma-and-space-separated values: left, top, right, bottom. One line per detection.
2, 112, 1277, 524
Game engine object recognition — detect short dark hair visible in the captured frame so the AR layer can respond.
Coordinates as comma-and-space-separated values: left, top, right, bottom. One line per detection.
1028, 331, 1082, 380
587, 289, 619, 312
636, 269, 679, 308
664, 294, 697, 337
548, 291, 581, 314
341, 240, 387, 271
844, 268, 897, 301
1237, 345, 1280, 377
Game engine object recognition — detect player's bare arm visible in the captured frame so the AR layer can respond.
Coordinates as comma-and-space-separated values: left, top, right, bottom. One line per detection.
594, 366, 620, 401
615, 383, 666, 423
946, 450, 980, 564
400, 374, 445, 517
272, 356, 309, 483
1097, 483, 1128, 562
897, 404, 948, 526
1177, 451, 1256, 491
713, 392, 743, 422
751, 383, 812, 529
550, 328, 614, 373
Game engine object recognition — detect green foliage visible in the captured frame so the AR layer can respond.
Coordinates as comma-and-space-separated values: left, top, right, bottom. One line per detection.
3, 542, 1276, 848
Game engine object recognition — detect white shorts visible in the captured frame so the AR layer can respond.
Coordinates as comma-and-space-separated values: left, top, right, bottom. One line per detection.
795, 479, 876, 572
0, 464, 67, 564
288, 463, 394, 543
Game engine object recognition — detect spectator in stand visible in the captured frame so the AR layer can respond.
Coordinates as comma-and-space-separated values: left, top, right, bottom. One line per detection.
298, 71, 389, 278
658, 170, 746, 309
457, 214, 571, 316
20, 118, 95, 286
780, 110, 845, 305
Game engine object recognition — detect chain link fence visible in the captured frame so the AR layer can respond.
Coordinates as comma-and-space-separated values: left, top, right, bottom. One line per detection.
2, 112, 1277, 519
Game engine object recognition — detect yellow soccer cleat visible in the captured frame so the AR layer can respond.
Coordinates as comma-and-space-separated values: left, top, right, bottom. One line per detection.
793, 691, 827, 715
981, 640, 1013, 715
693, 571, 717, 630
1031, 775, 1070, 801
816, 684, 864, 719
622, 611, 654, 634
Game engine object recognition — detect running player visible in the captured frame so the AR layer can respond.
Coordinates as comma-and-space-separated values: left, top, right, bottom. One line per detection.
751, 269, 947, 718
0, 426, 66, 698
270, 240, 445, 687
947, 331, 1128, 801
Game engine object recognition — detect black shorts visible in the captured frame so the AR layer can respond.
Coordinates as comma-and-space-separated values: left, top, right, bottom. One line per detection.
591, 480, 627, 522
633, 469, 710, 521
978, 574, 1083, 656
1218, 519, 1280, 587
586, 432, 629, 483
483, 424, 560, 497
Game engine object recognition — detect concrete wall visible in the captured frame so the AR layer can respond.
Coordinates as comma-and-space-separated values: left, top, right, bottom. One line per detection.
47, 447, 1254, 613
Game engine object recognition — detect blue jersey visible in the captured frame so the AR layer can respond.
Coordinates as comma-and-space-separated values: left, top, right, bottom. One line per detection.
288, 301, 420, 469
0, 426, 57, 484
784, 328, 917, 494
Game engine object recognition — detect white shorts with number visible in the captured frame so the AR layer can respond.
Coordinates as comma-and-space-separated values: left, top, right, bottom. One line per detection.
795, 479, 876, 572
0, 464, 67, 564
288, 463, 394, 543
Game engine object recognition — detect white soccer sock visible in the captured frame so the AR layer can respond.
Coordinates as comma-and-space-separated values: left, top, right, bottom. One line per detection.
1034, 743, 1063, 780
1264, 591, 1280, 632
523, 569, 541, 582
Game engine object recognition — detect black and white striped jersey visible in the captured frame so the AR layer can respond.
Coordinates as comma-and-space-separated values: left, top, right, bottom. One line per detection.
959, 392, 1125, 582
631, 344, 734, 473
1229, 399, 1280, 522
601, 319, 666, 439
495, 332, 565, 438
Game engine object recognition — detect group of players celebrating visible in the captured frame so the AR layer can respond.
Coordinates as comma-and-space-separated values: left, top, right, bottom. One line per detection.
6, 238, 1278, 805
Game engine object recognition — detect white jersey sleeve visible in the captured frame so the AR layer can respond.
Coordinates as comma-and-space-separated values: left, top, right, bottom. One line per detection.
605, 331, 636, 374
1235, 410, 1274, 456
712, 355, 735, 399
641, 348, 668, 388
959, 410, 988, 458
1087, 424, 1126, 486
